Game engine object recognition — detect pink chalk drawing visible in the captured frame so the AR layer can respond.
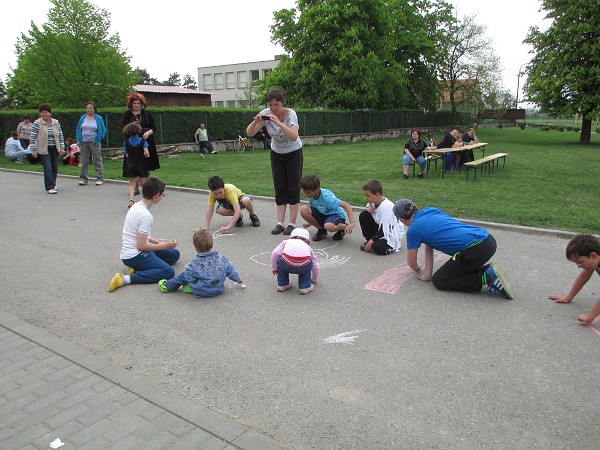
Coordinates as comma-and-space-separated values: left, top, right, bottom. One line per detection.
578, 316, 600, 337
364, 252, 447, 295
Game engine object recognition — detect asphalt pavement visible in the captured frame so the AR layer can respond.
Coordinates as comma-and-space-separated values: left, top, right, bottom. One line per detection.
1, 169, 599, 449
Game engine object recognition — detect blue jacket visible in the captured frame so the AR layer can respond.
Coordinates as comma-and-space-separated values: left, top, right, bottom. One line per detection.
76, 113, 106, 144
166, 250, 240, 298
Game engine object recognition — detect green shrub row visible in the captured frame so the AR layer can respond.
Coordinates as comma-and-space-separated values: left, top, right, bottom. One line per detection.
1, 107, 470, 148
526, 122, 581, 132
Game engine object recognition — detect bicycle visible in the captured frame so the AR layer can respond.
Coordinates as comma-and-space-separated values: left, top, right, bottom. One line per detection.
233, 130, 255, 153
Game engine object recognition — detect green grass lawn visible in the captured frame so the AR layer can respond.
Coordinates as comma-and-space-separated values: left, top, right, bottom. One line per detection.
2, 127, 599, 233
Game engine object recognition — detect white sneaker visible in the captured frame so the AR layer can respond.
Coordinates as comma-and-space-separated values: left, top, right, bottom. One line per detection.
47, 189, 57, 194
78, 180, 87, 186
95, 180, 104, 185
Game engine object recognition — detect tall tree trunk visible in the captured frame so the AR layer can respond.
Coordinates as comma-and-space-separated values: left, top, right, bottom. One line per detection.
579, 116, 591, 145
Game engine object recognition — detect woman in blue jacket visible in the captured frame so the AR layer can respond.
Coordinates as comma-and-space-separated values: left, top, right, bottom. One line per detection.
76, 102, 107, 186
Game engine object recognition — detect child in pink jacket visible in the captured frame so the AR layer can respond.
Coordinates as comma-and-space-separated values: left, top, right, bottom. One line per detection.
271, 228, 320, 294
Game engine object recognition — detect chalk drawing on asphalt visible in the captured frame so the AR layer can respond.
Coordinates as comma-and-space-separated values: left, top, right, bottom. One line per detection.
323, 329, 367, 345
212, 230, 237, 240
250, 243, 350, 269
364, 252, 447, 295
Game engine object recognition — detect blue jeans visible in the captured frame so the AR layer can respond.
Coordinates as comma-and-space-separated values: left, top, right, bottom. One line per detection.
402, 154, 426, 168
277, 256, 313, 289
123, 249, 180, 284
40, 146, 59, 190
444, 152, 455, 172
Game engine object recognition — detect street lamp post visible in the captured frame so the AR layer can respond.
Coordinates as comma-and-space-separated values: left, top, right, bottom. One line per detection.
515, 63, 527, 108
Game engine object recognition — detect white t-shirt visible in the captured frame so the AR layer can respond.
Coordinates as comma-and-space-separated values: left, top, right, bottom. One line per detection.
260, 108, 302, 154
120, 202, 152, 259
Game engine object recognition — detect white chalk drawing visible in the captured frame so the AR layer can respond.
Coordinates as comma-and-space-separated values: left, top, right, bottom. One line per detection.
323, 329, 367, 345
212, 230, 237, 240
250, 243, 350, 269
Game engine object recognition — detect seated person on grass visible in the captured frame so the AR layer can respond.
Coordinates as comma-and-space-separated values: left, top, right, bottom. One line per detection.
299, 174, 355, 242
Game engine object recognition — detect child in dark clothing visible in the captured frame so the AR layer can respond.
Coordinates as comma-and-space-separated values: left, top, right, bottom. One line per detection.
123, 122, 149, 209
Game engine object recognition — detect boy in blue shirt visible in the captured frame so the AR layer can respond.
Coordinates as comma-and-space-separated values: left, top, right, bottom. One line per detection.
393, 199, 513, 299
299, 174, 355, 241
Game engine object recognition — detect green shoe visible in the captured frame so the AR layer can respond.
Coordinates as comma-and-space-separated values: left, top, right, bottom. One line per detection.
182, 284, 192, 294
158, 279, 169, 293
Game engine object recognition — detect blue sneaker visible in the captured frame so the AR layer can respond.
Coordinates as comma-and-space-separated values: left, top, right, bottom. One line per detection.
485, 263, 514, 300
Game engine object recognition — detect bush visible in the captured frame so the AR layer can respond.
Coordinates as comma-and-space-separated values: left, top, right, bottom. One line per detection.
565, 126, 573, 131
596, 127, 600, 133
558, 127, 564, 132
573, 127, 580, 132
541, 127, 550, 131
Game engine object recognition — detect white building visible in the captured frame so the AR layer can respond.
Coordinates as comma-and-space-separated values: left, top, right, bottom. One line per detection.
197, 57, 283, 107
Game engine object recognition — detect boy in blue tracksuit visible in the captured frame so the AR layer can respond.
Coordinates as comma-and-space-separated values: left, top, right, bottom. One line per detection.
159, 228, 243, 298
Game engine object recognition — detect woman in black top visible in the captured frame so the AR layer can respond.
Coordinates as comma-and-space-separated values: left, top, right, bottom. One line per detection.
121, 92, 159, 173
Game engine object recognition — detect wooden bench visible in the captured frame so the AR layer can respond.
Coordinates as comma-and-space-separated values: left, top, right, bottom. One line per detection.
461, 153, 507, 180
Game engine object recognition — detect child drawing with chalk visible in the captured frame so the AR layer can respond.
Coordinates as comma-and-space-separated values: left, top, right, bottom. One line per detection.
158, 227, 243, 298
549, 234, 600, 324
271, 228, 320, 295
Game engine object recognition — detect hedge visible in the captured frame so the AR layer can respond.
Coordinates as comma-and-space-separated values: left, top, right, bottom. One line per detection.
1, 107, 470, 148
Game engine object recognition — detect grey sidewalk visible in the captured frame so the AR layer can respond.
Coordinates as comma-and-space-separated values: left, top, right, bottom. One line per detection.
0, 311, 285, 450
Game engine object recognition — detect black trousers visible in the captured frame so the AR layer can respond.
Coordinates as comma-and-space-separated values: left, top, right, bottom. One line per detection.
270, 148, 303, 206
358, 210, 393, 255
432, 234, 497, 292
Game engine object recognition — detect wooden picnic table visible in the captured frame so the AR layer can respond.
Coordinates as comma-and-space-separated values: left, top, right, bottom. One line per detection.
423, 142, 489, 178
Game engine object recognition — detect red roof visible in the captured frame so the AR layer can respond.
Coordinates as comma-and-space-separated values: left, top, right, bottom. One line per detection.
133, 84, 210, 95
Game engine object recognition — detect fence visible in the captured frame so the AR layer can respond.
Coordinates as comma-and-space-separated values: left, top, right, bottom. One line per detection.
0, 108, 471, 149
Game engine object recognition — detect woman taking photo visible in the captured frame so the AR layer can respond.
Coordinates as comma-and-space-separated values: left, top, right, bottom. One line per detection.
246, 89, 303, 235
76, 102, 107, 186
29, 104, 65, 194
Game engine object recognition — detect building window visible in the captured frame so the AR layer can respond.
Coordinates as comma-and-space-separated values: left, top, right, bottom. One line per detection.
226, 100, 236, 107
225, 72, 235, 89
250, 70, 260, 82
214, 73, 223, 90
263, 69, 271, 77
202, 74, 212, 90
237, 71, 248, 88
214, 101, 224, 107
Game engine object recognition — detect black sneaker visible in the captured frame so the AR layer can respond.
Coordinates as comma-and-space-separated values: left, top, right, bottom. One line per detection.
235, 217, 244, 227
403, 174, 409, 180
313, 228, 328, 241
250, 214, 261, 227
271, 224, 284, 235
332, 230, 345, 241
282, 224, 295, 235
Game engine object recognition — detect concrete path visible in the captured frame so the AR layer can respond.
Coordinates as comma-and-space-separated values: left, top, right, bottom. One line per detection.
1, 169, 599, 449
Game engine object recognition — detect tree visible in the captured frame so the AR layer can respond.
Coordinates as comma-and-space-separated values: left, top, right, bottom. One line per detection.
524, 0, 599, 144
436, 14, 502, 114
6, 0, 136, 108
161, 73, 181, 86
235, 81, 261, 108
134, 68, 159, 85
266, 0, 409, 110
182, 74, 197, 90
0, 80, 12, 109
388, 0, 454, 111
